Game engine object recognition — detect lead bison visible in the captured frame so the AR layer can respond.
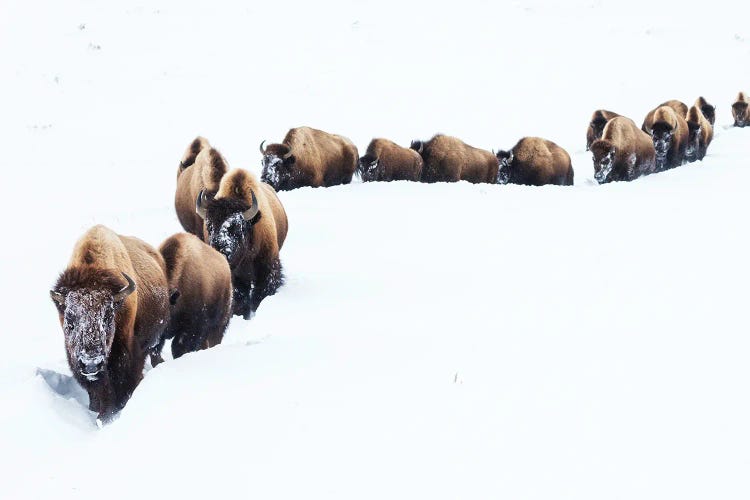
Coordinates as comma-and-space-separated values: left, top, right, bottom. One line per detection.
495, 137, 574, 186
590, 116, 656, 184
410, 134, 498, 184
50, 225, 170, 421
358, 138, 423, 182
642, 103, 689, 171
259, 126, 358, 191
154, 232, 233, 361
684, 105, 713, 162
174, 137, 229, 239
733, 92, 749, 127
586, 110, 620, 151
196, 168, 288, 319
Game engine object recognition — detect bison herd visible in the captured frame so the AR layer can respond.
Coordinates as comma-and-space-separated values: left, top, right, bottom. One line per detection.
49, 92, 748, 421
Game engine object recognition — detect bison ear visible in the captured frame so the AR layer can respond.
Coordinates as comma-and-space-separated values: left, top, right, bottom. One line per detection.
169, 289, 180, 305
50, 290, 65, 308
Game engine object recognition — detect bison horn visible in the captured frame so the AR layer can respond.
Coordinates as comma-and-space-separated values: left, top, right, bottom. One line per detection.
242, 190, 259, 221
195, 189, 209, 219
259, 140, 266, 155
113, 273, 136, 302
281, 148, 293, 160
50, 290, 65, 305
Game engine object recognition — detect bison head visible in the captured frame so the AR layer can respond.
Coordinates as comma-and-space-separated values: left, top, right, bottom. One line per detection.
50, 271, 135, 381
649, 122, 674, 165
259, 140, 295, 189
590, 140, 616, 184
685, 122, 702, 162
357, 154, 379, 182
700, 105, 716, 126
196, 189, 260, 267
733, 102, 748, 127
495, 150, 513, 184
409, 140, 424, 154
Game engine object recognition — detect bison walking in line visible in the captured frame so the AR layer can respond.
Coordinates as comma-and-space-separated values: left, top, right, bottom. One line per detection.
732, 92, 749, 127
586, 110, 620, 151
196, 169, 288, 319
495, 137, 574, 186
590, 116, 656, 184
358, 138, 423, 182
154, 233, 233, 361
174, 138, 229, 239
410, 134, 498, 184
50, 225, 170, 421
260, 126, 358, 191
694, 96, 716, 126
684, 105, 713, 162
642, 103, 690, 171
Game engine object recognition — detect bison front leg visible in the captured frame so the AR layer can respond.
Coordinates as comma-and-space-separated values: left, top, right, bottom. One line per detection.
232, 279, 254, 319
247, 258, 284, 319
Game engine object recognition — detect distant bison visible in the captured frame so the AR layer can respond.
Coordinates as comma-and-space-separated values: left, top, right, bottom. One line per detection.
174, 138, 228, 239
260, 126, 358, 191
358, 138, 423, 182
590, 116, 656, 184
410, 134, 498, 184
684, 105, 713, 162
496, 137, 574, 186
695, 96, 716, 126
732, 92, 749, 127
642, 100, 688, 132
642, 104, 689, 170
154, 233, 233, 361
50, 225, 170, 421
586, 110, 620, 151
197, 169, 288, 319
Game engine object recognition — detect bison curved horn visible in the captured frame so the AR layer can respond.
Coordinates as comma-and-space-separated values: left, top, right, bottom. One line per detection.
113, 273, 136, 302
242, 190, 259, 221
259, 140, 266, 155
281, 148, 293, 160
50, 290, 65, 305
195, 189, 209, 219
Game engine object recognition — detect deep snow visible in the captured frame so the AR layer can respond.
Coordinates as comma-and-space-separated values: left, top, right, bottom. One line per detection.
1, 0, 749, 498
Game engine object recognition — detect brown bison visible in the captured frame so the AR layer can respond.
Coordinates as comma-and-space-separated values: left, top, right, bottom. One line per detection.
695, 96, 716, 126
259, 126, 358, 191
196, 168, 288, 319
642, 100, 688, 132
357, 138, 423, 182
586, 110, 620, 151
495, 137, 574, 186
684, 105, 714, 162
50, 225, 170, 421
642, 105, 690, 170
174, 138, 229, 239
410, 134, 498, 184
590, 116, 656, 184
733, 92, 749, 127
153, 233, 233, 361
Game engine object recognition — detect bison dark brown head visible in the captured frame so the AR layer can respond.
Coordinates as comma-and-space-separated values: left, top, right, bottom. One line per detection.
50, 271, 135, 381
685, 122, 702, 162
196, 189, 260, 267
733, 102, 749, 127
649, 122, 674, 165
495, 150, 513, 184
700, 105, 716, 126
259, 140, 295, 190
590, 140, 617, 184
409, 140, 424, 154
357, 154, 379, 182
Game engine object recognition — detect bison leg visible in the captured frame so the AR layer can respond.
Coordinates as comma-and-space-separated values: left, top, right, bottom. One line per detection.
149, 336, 165, 367
247, 258, 284, 318
232, 279, 254, 319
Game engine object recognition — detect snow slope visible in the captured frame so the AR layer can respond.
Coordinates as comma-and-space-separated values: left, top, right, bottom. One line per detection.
1, 0, 749, 498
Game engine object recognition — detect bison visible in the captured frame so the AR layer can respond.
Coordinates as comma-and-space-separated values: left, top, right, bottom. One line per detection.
495, 137, 574, 186
153, 233, 233, 361
410, 134, 498, 184
642, 105, 689, 171
357, 138, 423, 182
590, 116, 656, 184
684, 105, 714, 162
695, 96, 716, 126
174, 139, 229, 240
586, 110, 620, 151
259, 126, 358, 191
196, 168, 288, 319
733, 92, 749, 127
642, 100, 688, 133
50, 225, 170, 421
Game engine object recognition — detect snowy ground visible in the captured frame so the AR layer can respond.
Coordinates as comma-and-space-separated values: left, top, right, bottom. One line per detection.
1, 0, 750, 498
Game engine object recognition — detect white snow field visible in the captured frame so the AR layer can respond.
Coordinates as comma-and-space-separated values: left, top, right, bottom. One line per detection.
1, 0, 750, 498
